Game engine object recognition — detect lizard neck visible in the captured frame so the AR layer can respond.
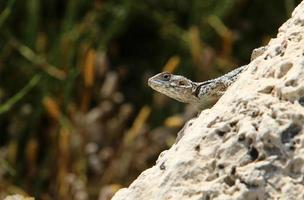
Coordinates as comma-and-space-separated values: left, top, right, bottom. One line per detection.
191, 81, 222, 108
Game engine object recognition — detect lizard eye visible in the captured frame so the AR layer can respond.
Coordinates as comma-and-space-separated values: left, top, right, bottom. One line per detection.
162, 73, 171, 81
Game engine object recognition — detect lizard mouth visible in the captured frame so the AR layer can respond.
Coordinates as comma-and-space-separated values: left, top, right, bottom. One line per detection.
148, 78, 163, 88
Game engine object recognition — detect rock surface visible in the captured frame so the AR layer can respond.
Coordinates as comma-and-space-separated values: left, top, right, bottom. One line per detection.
4, 195, 34, 200
112, 2, 304, 200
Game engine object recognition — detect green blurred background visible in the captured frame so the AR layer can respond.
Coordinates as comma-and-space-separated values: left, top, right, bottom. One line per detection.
0, 0, 301, 199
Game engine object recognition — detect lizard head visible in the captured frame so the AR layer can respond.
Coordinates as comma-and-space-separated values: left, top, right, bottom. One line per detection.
148, 72, 199, 104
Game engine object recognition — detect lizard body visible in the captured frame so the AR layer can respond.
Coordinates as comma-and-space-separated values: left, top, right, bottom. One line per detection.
148, 47, 267, 109
148, 65, 246, 108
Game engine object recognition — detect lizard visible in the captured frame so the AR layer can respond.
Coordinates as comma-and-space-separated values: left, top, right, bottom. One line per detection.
148, 46, 267, 109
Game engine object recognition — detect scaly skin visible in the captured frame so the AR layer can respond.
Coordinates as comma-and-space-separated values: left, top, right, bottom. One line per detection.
148, 65, 246, 108
148, 46, 267, 109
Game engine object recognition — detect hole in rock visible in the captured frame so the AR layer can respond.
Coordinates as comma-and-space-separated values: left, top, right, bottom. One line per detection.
289, 145, 295, 151
264, 145, 283, 157
285, 79, 298, 87
238, 135, 245, 142
248, 146, 259, 161
247, 138, 253, 145
231, 166, 236, 175
159, 162, 166, 170
298, 96, 304, 106
224, 176, 235, 187
216, 130, 226, 137
218, 164, 225, 169
277, 62, 293, 78
281, 123, 302, 143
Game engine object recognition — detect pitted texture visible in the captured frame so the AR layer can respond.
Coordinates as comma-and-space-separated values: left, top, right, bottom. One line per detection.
112, 2, 304, 200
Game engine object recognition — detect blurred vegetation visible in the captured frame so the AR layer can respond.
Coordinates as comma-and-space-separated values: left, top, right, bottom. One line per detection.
0, 0, 301, 199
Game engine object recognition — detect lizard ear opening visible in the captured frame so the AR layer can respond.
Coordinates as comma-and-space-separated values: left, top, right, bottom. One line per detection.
178, 80, 186, 85
191, 84, 197, 93
191, 84, 200, 97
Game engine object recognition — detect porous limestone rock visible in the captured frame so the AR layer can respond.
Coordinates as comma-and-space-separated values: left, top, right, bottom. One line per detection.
4, 195, 34, 200
112, 2, 304, 200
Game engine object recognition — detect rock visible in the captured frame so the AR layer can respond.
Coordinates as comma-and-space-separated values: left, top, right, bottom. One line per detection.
112, 2, 304, 200
4, 195, 34, 200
